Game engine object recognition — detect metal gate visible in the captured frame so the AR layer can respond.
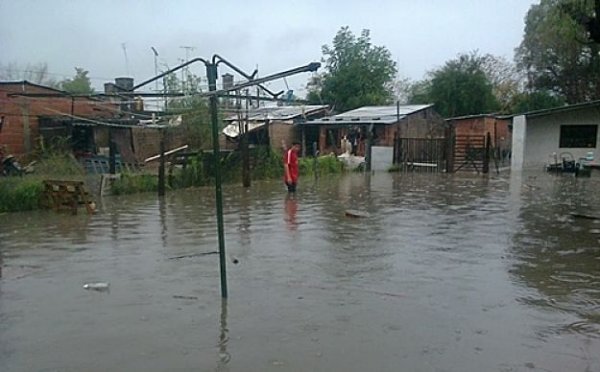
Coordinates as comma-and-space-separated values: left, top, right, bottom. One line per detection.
393, 137, 448, 172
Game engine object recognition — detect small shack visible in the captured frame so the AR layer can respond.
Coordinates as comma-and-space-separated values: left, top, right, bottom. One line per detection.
300, 104, 445, 157
221, 105, 329, 152
0, 80, 187, 169
445, 114, 512, 172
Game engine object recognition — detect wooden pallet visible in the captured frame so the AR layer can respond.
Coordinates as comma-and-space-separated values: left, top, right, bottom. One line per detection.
41, 180, 95, 215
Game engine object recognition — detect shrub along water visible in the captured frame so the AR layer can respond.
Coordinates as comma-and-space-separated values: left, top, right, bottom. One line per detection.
0, 177, 45, 213
0, 153, 85, 213
0, 147, 345, 212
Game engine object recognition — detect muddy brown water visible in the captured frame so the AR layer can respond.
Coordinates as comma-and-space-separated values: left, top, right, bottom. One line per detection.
1, 172, 599, 371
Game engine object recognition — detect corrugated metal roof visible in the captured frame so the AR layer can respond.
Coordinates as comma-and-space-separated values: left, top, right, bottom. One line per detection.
224, 105, 328, 121
445, 113, 498, 121
303, 104, 433, 125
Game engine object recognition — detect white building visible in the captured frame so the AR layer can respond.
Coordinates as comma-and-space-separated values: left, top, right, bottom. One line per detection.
511, 100, 600, 171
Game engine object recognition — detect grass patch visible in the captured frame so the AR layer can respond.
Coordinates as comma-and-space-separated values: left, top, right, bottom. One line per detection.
299, 154, 344, 177
0, 177, 45, 213
110, 173, 159, 195
0, 154, 85, 213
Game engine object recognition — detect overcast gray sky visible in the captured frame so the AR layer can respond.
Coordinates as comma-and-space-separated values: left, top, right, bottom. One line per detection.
0, 0, 538, 97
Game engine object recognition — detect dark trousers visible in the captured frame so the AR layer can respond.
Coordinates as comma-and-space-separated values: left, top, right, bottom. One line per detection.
286, 182, 297, 193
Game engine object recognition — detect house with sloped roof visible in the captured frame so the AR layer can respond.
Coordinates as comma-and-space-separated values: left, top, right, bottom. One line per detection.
300, 104, 445, 157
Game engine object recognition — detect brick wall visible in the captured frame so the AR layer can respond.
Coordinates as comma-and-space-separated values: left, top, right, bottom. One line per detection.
0, 82, 116, 156
268, 120, 296, 152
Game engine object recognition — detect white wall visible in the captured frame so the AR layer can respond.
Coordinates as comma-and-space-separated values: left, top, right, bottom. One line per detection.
371, 146, 394, 171
522, 107, 600, 169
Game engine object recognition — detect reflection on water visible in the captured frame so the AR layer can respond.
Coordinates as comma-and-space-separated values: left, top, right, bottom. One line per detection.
0, 172, 599, 371
510, 173, 600, 339
217, 298, 230, 371
284, 194, 298, 232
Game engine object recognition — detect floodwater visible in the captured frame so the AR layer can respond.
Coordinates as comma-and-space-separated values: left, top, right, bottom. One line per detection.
1, 171, 599, 372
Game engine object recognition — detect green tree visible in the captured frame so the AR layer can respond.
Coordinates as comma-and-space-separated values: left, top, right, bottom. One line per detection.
162, 70, 211, 149
516, 0, 600, 103
59, 67, 94, 94
560, 0, 600, 43
509, 91, 566, 113
410, 52, 499, 118
307, 27, 397, 112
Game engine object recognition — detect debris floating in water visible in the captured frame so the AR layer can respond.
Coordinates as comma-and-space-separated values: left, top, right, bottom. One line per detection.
168, 251, 218, 260
173, 295, 199, 300
83, 282, 109, 291
345, 209, 370, 218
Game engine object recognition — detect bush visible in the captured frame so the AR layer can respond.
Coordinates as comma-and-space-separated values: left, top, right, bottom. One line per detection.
169, 154, 208, 188
27, 153, 85, 179
110, 173, 158, 195
251, 147, 283, 180
0, 177, 44, 213
299, 154, 344, 177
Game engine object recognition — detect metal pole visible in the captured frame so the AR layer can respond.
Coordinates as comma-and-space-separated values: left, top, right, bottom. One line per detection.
158, 127, 166, 197
242, 89, 251, 188
207, 62, 228, 298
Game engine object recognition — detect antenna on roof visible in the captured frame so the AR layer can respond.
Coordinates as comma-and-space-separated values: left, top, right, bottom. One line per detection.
121, 43, 130, 76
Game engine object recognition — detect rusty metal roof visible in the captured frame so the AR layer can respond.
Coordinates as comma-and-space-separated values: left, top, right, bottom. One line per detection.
224, 105, 329, 121
303, 104, 433, 125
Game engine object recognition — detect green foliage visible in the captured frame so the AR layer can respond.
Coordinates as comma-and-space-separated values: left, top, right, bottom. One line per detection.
34, 153, 85, 178
516, 0, 600, 103
110, 173, 158, 195
59, 67, 94, 94
410, 52, 499, 118
509, 91, 566, 113
163, 71, 212, 149
169, 154, 207, 188
308, 26, 397, 111
0, 151, 88, 212
251, 147, 283, 180
298, 155, 344, 176
0, 177, 44, 213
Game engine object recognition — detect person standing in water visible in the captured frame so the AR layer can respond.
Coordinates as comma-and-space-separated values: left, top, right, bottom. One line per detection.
283, 142, 301, 193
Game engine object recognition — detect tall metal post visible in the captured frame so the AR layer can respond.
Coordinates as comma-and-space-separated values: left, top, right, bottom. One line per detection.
158, 128, 166, 197
207, 62, 228, 298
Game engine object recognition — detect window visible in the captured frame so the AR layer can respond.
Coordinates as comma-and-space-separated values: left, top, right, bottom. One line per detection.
559, 125, 598, 148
